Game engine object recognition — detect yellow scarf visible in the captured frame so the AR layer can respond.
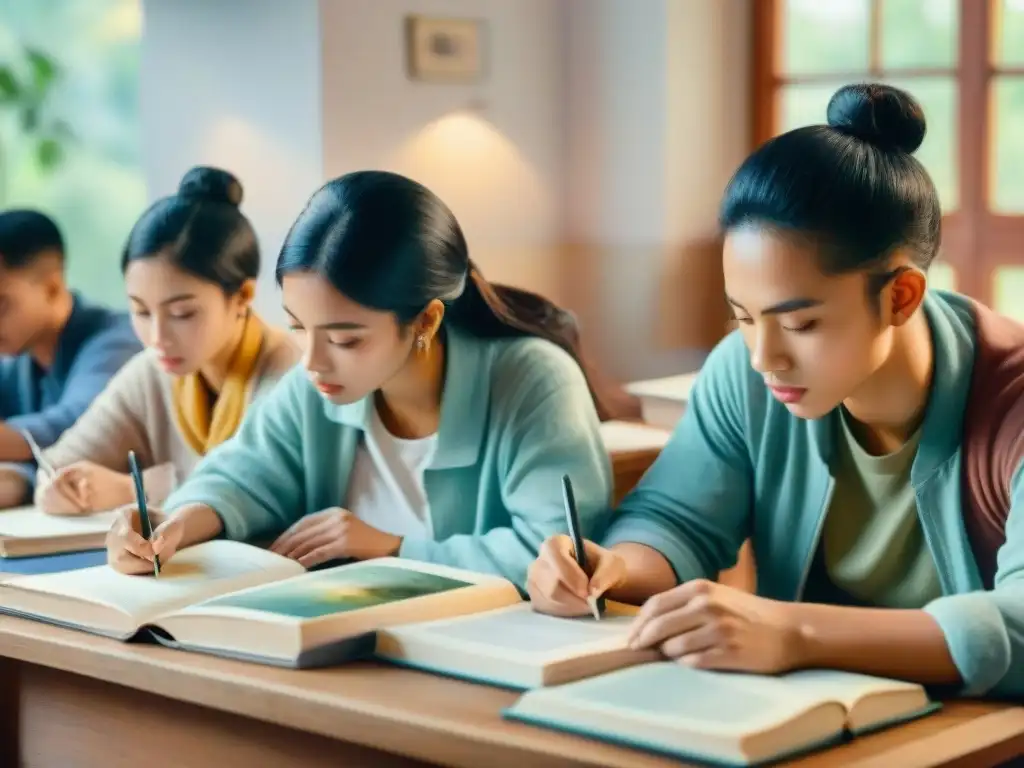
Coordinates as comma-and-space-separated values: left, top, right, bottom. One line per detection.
172, 313, 265, 456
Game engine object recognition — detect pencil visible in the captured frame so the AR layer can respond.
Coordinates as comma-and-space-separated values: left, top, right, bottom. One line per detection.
561, 474, 603, 620
127, 451, 160, 577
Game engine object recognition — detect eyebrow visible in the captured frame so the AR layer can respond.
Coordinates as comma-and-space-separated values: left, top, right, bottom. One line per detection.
282, 307, 366, 330
127, 293, 197, 306
726, 295, 824, 315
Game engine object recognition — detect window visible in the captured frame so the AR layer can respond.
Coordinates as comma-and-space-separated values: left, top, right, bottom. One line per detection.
0, 0, 144, 308
753, 0, 1024, 319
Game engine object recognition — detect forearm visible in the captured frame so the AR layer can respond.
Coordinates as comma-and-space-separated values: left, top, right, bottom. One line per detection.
171, 503, 225, 548
0, 423, 31, 462
607, 543, 678, 604
786, 602, 962, 685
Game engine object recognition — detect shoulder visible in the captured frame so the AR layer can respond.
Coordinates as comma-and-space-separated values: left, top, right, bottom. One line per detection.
486, 334, 589, 408
691, 329, 766, 414
961, 298, 1024, 480
74, 303, 139, 355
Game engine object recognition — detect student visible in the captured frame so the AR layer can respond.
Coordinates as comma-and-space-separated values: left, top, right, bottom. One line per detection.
526, 84, 1024, 699
33, 167, 299, 515
105, 170, 613, 587
0, 210, 140, 508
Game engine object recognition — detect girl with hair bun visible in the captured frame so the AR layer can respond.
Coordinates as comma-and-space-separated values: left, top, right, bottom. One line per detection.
527, 83, 1024, 699
105, 170, 612, 588
35, 166, 299, 515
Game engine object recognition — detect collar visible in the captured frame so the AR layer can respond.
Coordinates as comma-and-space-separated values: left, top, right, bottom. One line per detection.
321, 324, 491, 469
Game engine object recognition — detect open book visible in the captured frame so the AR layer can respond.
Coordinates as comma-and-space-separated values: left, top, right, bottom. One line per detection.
376, 602, 661, 688
0, 540, 522, 667
0, 505, 115, 558
503, 662, 940, 767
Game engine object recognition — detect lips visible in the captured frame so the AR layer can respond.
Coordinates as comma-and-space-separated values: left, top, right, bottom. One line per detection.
768, 385, 807, 404
315, 381, 344, 396
157, 355, 185, 369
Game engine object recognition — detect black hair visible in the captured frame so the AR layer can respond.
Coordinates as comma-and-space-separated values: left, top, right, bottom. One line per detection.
719, 83, 941, 281
276, 170, 617, 420
121, 166, 259, 294
0, 210, 64, 269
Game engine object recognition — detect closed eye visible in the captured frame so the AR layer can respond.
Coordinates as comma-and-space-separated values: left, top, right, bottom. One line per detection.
783, 320, 818, 333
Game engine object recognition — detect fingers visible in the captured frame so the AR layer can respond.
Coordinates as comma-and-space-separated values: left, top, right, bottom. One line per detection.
52, 469, 90, 513
527, 536, 594, 617
283, 523, 337, 561
272, 518, 336, 558
269, 508, 334, 554
657, 621, 723, 661
296, 543, 341, 569
150, 515, 178, 558
542, 535, 590, 598
588, 552, 627, 596
628, 581, 718, 648
107, 507, 157, 574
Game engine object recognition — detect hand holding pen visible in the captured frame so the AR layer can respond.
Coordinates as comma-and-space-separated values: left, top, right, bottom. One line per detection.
127, 451, 160, 577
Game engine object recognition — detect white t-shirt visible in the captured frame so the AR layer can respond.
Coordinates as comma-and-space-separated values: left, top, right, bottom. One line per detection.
345, 404, 437, 538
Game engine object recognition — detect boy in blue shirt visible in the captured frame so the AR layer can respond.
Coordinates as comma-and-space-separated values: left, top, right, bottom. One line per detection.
0, 210, 140, 507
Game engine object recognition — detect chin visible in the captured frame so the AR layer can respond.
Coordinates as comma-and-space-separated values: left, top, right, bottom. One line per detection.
782, 398, 835, 421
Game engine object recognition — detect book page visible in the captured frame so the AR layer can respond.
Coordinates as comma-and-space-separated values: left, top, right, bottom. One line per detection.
0, 507, 118, 538
1, 540, 303, 625
778, 670, 923, 710
409, 604, 634, 657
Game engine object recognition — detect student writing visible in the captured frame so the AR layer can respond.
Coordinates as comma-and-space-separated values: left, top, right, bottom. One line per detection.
106, 170, 613, 587
0, 211, 140, 508
526, 84, 1024, 699
34, 167, 299, 514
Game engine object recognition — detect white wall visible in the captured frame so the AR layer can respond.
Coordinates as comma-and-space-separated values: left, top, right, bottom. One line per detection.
319, 0, 566, 298
140, 0, 324, 325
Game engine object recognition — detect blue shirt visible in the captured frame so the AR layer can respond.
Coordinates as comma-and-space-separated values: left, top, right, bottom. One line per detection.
0, 293, 141, 485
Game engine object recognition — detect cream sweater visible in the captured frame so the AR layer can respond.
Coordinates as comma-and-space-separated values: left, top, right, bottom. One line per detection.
39, 326, 299, 502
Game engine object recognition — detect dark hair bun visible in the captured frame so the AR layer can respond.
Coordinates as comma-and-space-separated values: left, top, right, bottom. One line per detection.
177, 166, 244, 207
826, 83, 926, 154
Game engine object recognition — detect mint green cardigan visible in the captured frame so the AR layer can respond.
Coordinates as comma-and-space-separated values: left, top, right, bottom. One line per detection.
165, 325, 613, 589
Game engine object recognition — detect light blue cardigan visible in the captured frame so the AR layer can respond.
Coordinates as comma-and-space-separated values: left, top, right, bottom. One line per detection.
165, 325, 613, 589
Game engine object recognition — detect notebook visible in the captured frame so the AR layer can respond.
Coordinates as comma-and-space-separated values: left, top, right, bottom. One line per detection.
0, 505, 115, 557
0, 540, 522, 667
503, 662, 940, 766
376, 601, 660, 688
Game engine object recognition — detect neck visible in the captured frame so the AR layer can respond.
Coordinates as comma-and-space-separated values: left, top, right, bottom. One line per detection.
28, 289, 75, 370
376, 338, 446, 439
842, 311, 934, 455
198, 316, 249, 395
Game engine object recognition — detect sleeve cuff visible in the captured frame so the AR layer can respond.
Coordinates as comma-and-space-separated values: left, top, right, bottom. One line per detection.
924, 592, 1011, 696
602, 518, 708, 585
398, 536, 435, 562
164, 490, 247, 541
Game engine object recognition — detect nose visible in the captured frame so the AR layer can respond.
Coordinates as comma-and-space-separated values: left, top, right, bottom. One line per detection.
301, 334, 329, 374
748, 323, 790, 376
150, 316, 169, 350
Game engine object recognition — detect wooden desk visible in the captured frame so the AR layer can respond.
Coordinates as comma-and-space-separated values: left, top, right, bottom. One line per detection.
0, 617, 1021, 768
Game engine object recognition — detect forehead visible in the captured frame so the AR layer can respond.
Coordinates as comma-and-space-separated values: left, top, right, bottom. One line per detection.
281, 272, 389, 326
0, 263, 36, 293
723, 228, 860, 310
124, 256, 219, 299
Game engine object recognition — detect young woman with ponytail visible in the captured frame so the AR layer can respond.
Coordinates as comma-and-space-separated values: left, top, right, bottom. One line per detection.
105, 170, 613, 588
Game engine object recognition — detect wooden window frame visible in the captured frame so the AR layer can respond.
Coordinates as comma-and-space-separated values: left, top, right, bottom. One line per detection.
752, 0, 1024, 306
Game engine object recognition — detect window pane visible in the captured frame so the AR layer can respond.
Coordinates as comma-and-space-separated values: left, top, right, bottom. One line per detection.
0, 0, 143, 309
886, 77, 958, 212
781, 0, 870, 75
992, 77, 1024, 213
994, 266, 1024, 321
996, 0, 1024, 67
881, 0, 958, 69
778, 78, 958, 212
928, 261, 957, 293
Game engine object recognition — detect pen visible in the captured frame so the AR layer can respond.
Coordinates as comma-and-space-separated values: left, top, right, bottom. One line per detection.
561, 474, 603, 620
20, 429, 56, 479
127, 451, 160, 577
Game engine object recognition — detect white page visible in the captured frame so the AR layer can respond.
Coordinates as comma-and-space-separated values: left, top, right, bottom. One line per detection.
407, 604, 634, 656
0, 507, 118, 538
1, 539, 302, 624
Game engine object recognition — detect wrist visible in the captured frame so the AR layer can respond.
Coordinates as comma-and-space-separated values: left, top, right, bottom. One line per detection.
388, 534, 403, 556
778, 600, 816, 671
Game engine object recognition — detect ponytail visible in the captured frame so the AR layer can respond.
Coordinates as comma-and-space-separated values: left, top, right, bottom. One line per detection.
445, 262, 636, 422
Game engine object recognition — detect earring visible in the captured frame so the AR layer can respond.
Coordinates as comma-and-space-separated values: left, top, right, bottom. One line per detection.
416, 334, 427, 351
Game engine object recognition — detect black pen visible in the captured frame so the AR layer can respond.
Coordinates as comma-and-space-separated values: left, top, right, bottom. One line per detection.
128, 451, 160, 577
561, 474, 603, 620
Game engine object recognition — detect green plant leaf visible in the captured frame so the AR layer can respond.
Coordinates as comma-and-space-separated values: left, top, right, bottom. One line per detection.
0, 66, 21, 102
20, 104, 39, 132
36, 137, 63, 170
25, 48, 58, 95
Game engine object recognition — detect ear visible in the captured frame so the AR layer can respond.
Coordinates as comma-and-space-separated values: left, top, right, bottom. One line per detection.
232, 279, 257, 315
888, 267, 927, 327
417, 299, 445, 341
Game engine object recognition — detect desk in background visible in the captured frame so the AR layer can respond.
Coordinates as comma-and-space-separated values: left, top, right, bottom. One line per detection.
624, 373, 698, 431
0, 616, 1020, 768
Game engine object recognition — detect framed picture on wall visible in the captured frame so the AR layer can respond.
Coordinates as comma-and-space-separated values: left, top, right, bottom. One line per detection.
404, 15, 485, 83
